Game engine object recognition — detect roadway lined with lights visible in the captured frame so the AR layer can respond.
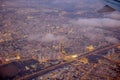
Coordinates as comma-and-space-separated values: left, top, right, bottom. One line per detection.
16, 43, 120, 80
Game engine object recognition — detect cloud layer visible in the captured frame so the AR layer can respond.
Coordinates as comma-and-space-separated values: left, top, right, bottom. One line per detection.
70, 14, 120, 43
71, 18, 120, 27
27, 33, 67, 42
41, 33, 67, 42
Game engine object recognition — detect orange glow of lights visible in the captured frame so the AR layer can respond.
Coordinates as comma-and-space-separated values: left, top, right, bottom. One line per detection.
117, 46, 120, 49
71, 55, 78, 58
5, 59, 10, 62
86, 45, 95, 51
16, 55, 21, 60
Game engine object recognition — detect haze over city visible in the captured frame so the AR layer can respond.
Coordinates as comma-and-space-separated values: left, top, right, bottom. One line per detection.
0, 0, 120, 80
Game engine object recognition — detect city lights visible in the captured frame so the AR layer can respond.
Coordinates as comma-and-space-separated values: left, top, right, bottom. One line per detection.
71, 55, 78, 58
86, 45, 95, 51
0, 0, 120, 80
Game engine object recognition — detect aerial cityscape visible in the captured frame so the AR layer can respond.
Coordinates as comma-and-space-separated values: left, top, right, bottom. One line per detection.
0, 0, 120, 80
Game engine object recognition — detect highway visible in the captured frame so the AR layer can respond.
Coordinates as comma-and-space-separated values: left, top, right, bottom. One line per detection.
16, 43, 120, 80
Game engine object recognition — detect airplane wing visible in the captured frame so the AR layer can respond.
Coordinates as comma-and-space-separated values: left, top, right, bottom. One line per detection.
98, 0, 120, 12
97, 5, 115, 12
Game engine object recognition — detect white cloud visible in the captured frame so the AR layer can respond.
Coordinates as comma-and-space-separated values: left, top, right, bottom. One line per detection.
41, 33, 67, 42
70, 17, 120, 43
27, 34, 42, 41
71, 18, 120, 27
105, 36, 119, 43
27, 33, 67, 42
104, 12, 120, 19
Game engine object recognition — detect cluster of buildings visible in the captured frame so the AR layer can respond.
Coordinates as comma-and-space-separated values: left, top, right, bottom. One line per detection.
0, 46, 120, 80
0, 0, 120, 80
38, 47, 120, 80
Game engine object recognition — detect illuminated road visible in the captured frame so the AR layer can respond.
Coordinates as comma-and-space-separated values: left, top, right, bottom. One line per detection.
16, 43, 120, 80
